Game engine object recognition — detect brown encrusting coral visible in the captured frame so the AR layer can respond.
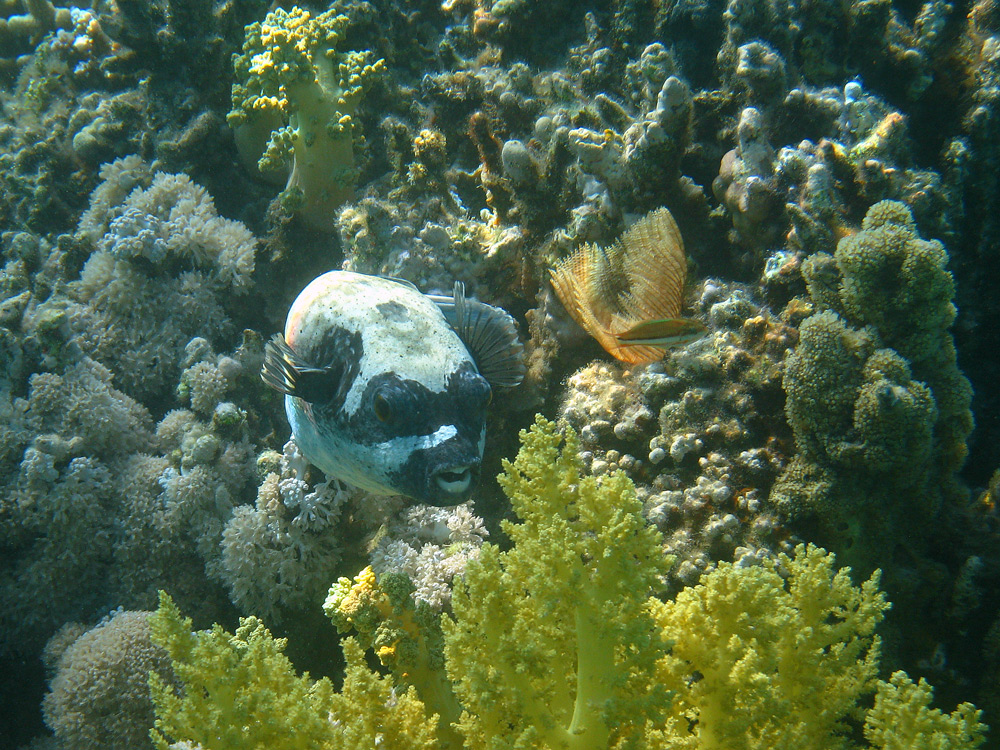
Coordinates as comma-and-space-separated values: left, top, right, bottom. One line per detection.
549, 207, 696, 364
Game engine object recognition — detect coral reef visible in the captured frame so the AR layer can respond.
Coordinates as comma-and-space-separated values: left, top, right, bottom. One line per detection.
2, 0, 1000, 745
23, 156, 257, 403
150, 418, 986, 750
0, 357, 154, 652
0, 334, 264, 658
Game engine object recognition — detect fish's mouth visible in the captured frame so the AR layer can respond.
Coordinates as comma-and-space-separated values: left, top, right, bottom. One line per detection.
434, 465, 474, 496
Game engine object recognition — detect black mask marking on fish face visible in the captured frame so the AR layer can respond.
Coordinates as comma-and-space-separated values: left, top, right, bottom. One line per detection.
345, 362, 492, 505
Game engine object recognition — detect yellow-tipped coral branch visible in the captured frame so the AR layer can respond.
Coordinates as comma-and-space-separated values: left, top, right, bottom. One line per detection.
229, 7, 385, 231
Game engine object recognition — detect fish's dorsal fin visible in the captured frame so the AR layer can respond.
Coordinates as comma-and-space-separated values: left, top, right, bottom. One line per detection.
262, 333, 350, 404
384, 276, 421, 294
430, 282, 526, 388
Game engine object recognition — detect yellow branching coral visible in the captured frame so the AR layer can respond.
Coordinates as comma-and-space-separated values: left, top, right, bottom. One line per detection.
148, 591, 437, 750
651, 545, 888, 749
229, 6, 385, 231
443, 415, 672, 749
648, 544, 987, 750
864, 671, 987, 750
149, 418, 987, 750
325, 567, 465, 749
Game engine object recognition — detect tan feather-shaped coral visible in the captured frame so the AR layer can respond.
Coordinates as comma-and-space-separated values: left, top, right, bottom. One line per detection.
550, 207, 688, 364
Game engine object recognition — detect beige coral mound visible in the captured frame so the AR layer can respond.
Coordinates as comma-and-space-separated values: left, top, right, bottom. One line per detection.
42, 610, 174, 750
550, 207, 688, 364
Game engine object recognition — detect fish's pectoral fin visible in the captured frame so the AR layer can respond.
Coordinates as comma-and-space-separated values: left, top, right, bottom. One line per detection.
262, 333, 348, 404
435, 281, 526, 389
262, 333, 300, 396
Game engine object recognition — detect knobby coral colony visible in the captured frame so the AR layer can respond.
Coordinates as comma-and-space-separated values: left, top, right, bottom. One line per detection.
550, 207, 708, 364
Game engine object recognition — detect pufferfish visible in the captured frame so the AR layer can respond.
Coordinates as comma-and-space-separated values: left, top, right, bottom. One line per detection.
261, 271, 525, 506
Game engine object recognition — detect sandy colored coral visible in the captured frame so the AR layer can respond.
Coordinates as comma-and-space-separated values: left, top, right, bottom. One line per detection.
42, 610, 174, 750
214, 439, 350, 620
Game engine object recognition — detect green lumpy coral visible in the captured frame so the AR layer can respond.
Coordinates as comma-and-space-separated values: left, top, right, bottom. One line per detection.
802, 200, 973, 479
781, 312, 936, 477
777, 200, 973, 590
836, 200, 956, 364
149, 417, 986, 750
228, 6, 385, 231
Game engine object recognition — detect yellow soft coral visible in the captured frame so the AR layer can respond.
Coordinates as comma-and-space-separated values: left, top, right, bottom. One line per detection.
864, 671, 986, 750
150, 417, 987, 750
148, 591, 437, 750
651, 545, 888, 749
443, 415, 673, 749
229, 6, 385, 230
325, 567, 465, 749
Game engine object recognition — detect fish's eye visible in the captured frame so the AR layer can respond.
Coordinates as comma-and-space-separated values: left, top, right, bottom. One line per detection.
373, 392, 393, 423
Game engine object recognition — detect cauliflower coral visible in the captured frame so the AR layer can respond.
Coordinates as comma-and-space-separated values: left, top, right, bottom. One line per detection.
149, 416, 986, 750
228, 6, 385, 231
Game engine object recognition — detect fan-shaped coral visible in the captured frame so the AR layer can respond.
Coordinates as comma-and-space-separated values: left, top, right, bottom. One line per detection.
550, 207, 704, 364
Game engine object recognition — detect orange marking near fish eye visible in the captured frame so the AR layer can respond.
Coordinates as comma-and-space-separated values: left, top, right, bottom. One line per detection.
284, 274, 339, 344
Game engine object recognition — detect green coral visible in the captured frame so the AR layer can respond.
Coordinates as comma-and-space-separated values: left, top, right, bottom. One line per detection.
148, 590, 437, 750
777, 200, 973, 583
864, 671, 986, 750
780, 312, 936, 478
835, 201, 955, 364
443, 414, 672, 749
324, 566, 465, 749
834, 201, 973, 482
228, 6, 385, 231
652, 544, 888, 749
774, 310, 943, 589
802, 200, 973, 480
150, 417, 986, 750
